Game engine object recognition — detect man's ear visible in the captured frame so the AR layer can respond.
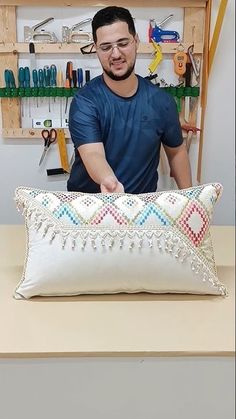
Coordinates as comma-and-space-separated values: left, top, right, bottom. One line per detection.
134, 33, 140, 50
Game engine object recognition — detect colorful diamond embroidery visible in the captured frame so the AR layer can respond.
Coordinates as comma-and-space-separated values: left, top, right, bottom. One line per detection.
53, 203, 81, 225
35, 192, 61, 211
70, 195, 103, 222
135, 203, 170, 226
178, 201, 209, 246
90, 204, 128, 226
156, 192, 188, 220
115, 195, 145, 221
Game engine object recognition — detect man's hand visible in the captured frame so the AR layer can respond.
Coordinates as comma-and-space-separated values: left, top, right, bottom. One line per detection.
100, 175, 124, 193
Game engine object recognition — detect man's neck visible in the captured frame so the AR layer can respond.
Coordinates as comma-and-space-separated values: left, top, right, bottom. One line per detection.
103, 73, 138, 97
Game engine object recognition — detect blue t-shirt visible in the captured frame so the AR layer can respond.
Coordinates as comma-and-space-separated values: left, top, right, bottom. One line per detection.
68, 75, 183, 193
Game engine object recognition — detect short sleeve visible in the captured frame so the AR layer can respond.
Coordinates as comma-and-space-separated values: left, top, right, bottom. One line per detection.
161, 94, 183, 148
69, 93, 101, 148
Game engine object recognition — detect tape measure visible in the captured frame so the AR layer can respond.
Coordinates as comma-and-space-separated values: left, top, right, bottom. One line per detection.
57, 128, 70, 173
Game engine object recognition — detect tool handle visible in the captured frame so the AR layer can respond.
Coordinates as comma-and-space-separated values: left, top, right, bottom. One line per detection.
18, 67, 25, 87
50, 64, 57, 87
38, 69, 44, 87
43, 65, 51, 87
24, 67, 30, 87
77, 68, 83, 87
57, 70, 63, 87
4, 69, 10, 88
32, 69, 38, 87
185, 62, 192, 87
72, 70, 77, 87
66, 61, 73, 87
85, 70, 90, 83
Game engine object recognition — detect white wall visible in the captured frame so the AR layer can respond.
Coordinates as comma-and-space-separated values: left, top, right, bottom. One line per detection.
0, 1, 234, 224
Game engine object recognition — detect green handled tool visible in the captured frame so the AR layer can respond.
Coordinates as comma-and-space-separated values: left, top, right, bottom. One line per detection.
50, 64, 57, 104
32, 69, 39, 107
24, 66, 31, 117
18, 67, 25, 117
44, 65, 51, 111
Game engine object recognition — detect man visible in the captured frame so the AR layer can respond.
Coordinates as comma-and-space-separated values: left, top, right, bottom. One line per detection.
68, 6, 192, 193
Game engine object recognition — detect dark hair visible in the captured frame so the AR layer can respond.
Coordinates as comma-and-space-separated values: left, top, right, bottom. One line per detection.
92, 6, 136, 43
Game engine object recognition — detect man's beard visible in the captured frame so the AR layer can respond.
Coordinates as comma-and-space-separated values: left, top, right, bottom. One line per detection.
102, 61, 135, 81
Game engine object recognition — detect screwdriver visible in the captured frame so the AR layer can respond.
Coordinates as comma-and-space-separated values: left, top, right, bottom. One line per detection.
50, 64, 57, 105
4, 69, 16, 88
32, 69, 39, 107
77, 68, 83, 88
57, 69, 64, 126
85, 70, 90, 83
38, 68, 44, 107
18, 67, 25, 117
43, 65, 51, 112
24, 66, 31, 117
65, 61, 72, 115
72, 69, 77, 88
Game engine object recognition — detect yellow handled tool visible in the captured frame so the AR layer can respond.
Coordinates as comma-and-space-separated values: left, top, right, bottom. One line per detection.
148, 39, 163, 74
57, 128, 70, 173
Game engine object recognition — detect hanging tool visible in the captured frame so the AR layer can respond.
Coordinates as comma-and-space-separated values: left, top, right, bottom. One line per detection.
50, 64, 57, 106
32, 69, 39, 107
43, 65, 51, 112
39, 128, 57, 166
85, 70, 90, 83
18, 67, 25, 117
181, 124, 201, 153
187, 45, 200, 81
57, 128, 70, 173
173, 46, 187, 77
149, 15, 180, 43
62, 18, 93, 44
77, 68, 83, 88
24, 17, 58, 43
184, 60, 192, 123
148, 39, 163, 75
72, 69, 77, 88
24, 66, 31, 117
4, 69, 16, 89
29, 42, 37, 74
4, 69, 16, 107
57, 69, 64, 126
38, 68, 44, 107
64, 61, 73, 115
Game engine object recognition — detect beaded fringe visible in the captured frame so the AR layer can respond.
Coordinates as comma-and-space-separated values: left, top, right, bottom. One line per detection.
15, 195, 228, 296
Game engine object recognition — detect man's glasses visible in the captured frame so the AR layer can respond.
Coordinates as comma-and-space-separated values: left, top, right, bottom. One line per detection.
96, 38, 135, 54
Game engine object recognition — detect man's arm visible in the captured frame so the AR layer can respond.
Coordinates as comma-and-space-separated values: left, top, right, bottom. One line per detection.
78, 142, 124, 193
163, 142, 192, 189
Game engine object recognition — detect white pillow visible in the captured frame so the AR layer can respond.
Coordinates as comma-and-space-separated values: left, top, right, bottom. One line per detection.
14, 184, 227, 299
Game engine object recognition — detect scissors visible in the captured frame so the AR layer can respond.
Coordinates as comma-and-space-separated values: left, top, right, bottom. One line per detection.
39, 129, 57, 166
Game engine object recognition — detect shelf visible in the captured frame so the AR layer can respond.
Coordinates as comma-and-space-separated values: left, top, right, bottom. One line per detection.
0, 1, 208, 7
0, 42, 203, 54
2, 128, 70, 138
